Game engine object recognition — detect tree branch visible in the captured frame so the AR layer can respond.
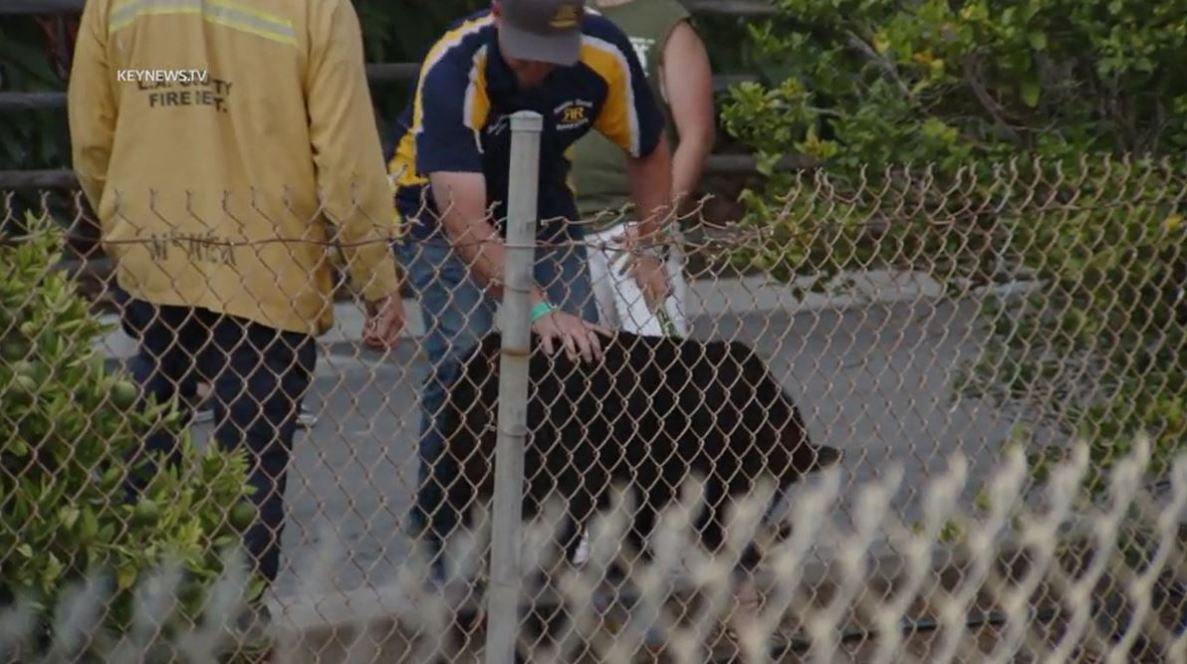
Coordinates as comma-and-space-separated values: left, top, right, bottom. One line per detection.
1149, 93, 1168, 154
844, 30, 912, 99
961, 55, 1023, 144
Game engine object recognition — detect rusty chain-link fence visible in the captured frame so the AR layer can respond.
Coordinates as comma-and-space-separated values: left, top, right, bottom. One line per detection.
1, 143, 1185, 661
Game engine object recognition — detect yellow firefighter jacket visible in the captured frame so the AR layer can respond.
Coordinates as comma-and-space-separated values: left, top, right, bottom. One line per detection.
68, 0, 399, 335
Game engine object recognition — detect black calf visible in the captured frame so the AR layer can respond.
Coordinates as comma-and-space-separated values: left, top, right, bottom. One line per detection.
436, 330, 841, 570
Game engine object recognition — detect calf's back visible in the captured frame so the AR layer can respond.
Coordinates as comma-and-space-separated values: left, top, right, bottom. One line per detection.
439, 331, 820, 524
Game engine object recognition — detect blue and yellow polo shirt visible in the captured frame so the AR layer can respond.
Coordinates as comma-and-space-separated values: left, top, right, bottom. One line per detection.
386, 8, 665, 242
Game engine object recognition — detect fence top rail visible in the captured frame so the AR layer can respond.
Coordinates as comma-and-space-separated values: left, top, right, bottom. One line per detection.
0, 154, 806, 190
0, 74, 757, 112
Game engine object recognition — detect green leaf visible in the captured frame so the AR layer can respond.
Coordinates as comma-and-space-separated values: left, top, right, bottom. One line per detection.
8, 438, 29, 458
60, 505, 81, 530
1020, 77, 1040, 107
117, 563, 138, 591
80, 508, 100, 542
41, 553, 64, 587
939, 520, 964, 543
974, 486, 992, 512
1027, 31, 1047, 51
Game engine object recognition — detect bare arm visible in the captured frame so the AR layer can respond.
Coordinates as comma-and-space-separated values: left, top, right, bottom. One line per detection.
660, 20, 716, 213
429, 171, 549, 307
431, 171, 608, 361
626, 133, 674, 245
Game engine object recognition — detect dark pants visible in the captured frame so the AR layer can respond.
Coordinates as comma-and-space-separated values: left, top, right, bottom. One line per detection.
119, 296, 317, 585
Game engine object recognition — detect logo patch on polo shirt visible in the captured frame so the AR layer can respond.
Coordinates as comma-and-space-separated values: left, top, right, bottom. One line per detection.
555, 98, 593, 131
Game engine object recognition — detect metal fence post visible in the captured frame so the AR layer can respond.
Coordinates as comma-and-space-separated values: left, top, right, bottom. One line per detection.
485, 110, 543, 664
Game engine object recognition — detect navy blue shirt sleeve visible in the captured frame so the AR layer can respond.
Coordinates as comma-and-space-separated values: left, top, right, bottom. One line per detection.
413, 57, 485, 175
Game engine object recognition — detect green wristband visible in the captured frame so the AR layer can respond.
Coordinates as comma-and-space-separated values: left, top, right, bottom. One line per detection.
530, 301, 556, 323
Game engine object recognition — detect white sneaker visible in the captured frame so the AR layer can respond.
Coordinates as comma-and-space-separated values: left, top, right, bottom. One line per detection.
296, 403, 318, 428
191, 397, 214, 424
190, 400, 316, 428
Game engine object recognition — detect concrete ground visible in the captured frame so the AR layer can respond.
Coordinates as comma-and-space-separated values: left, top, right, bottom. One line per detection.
96, 271, 1037, 604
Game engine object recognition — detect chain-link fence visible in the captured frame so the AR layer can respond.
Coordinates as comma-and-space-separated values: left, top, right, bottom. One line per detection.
4, 431, 1187, 664
1, 142, 1185, 661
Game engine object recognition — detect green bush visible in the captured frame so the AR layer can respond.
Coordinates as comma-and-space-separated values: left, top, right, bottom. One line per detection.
0, 213, 259, 654
723, 0, 1187, 169
958, 161, 1187, 494
719, 0, 1187, 495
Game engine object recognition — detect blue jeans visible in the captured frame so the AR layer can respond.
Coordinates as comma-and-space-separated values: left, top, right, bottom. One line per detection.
394, 234, 598, 580
118, 295, 317, 587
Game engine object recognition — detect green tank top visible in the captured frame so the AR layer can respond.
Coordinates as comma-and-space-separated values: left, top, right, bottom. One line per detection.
569, 0, 690, 230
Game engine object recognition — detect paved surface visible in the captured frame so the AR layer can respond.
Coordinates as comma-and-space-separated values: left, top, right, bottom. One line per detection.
99, 273, 1041, 600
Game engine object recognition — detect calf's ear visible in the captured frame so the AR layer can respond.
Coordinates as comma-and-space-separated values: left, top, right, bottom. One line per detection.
808, 445, 844, 471
780, 424, 844, 476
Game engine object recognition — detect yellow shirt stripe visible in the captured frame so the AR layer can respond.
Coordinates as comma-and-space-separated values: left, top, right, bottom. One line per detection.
389, 133, 425, 187
391, 18, 493, 184
109, 0, 296, 46
411, 14, 494, 137
464, 46, 491, 135
579, 35, 641, 157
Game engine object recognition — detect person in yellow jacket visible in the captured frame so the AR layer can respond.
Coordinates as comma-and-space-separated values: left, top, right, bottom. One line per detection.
66, 0, 404, 631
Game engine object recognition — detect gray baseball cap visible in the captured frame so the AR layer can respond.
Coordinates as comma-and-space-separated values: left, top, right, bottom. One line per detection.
498, 0, 586, 66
